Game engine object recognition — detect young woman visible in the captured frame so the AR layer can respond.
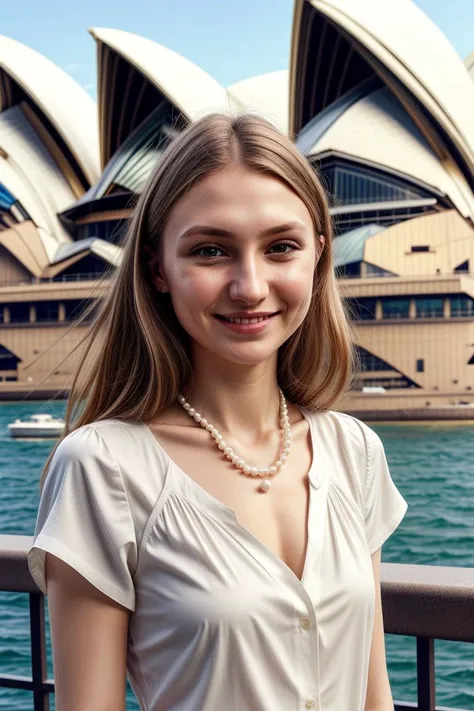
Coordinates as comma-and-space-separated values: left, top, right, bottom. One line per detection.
28, 113, 407, 711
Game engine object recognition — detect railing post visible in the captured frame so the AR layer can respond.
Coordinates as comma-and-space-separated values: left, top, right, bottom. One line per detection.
29, 593, 50, 711
417, 637, 435, 711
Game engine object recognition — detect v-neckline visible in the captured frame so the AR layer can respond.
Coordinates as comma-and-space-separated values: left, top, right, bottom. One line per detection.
138, 407, 321, 588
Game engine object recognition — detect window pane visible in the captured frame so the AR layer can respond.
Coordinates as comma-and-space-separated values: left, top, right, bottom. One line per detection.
415, 297, 444, 318
382, 298, 410, 319
347, 298, 376, 320
7, 303, 30, 323
35, 301, 59, 323
451, 296, 474, 317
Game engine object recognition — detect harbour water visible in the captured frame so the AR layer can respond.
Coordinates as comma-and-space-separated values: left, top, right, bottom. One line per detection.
0, 401, 472, 710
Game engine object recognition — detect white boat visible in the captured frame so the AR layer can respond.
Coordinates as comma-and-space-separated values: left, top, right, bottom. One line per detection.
7, 414, 65, 438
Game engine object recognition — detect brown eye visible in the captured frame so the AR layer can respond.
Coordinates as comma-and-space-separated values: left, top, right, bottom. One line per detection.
268, 242, 295, 255
192, 246, 224, 259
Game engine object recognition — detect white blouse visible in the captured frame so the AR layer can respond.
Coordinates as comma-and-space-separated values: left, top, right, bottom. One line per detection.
28, 409, 407, 711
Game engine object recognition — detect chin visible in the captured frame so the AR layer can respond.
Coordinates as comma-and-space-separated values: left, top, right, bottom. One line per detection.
212, 342, 284, 367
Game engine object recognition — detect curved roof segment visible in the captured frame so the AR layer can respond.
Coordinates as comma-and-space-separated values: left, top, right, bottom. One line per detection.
466, 51, 474, 81
298, 86, 474, 219
90, 28, 237, 166
0, 35, 100, 188
0, 105, 78, 241
227, 70, 289, 135
290, 0, 474, 205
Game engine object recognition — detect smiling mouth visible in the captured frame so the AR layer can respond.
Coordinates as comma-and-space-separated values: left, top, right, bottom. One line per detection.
215, 313, 278, 325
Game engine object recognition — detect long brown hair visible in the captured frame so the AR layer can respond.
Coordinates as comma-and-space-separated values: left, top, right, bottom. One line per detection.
41, 112, 353, 486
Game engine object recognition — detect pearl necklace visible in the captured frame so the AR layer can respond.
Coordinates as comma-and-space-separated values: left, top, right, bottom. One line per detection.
177, 389, 291, 493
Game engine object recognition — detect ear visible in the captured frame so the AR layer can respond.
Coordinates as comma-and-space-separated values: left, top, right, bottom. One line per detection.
152, 272, 170, 294
143, 245, 170, 293
316, 234, 325, 262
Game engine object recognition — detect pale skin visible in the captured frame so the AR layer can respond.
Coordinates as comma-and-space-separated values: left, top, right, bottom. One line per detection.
46, 166, 394, 710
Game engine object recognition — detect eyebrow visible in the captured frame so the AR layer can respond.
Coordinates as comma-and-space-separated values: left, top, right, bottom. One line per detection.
179, 221, 306, 240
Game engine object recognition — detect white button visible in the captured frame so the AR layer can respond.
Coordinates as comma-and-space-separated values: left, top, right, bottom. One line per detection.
306, 701, 315, 709
300, 617, 311, 630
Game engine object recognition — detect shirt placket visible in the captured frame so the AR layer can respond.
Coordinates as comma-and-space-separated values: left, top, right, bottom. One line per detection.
295, 471, 329, 711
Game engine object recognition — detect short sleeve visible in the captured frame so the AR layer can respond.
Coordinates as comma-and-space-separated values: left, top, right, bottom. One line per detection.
363, 426, 408, 554
28, 425, 137, 610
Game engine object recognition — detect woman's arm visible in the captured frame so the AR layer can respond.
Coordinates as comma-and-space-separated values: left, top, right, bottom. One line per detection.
364, 548, 394, 711
46, 553, 130, 711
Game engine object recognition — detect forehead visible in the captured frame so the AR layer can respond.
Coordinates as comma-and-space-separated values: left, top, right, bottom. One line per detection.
163, 167, 314, 235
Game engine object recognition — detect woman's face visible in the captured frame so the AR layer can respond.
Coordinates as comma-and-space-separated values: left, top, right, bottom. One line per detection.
157, 166, 321, 367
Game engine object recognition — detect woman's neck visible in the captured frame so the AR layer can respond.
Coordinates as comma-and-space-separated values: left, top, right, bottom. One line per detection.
187, 350, 281, 441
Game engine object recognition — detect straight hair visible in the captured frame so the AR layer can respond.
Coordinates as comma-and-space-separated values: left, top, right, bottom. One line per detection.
40, 112, 354, 487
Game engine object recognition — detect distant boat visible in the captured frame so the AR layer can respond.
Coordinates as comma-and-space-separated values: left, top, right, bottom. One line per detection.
7, 414, 65, 439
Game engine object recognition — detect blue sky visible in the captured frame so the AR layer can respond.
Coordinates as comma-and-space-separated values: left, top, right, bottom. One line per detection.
0, 0, 473, 98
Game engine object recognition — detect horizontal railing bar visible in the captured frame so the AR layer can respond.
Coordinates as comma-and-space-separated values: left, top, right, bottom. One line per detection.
0, 673, 54, 691
2, 538, 474, 640
5, 538, 474, 637
394, 704, 460, 711
381, 563, 474, 642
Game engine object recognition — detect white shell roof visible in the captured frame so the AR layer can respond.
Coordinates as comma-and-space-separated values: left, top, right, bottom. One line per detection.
227, 70, 289, 135
305, 87, 474, 219
308, 0, 474, 174
0, 105, 76, 242
466, 51, 474, 81
90, 28, 237, 122
0, 35, 100, 186
53, 237, 122, 267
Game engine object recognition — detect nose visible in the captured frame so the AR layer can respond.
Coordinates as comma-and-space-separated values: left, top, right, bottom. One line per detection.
228, 256, 269, 305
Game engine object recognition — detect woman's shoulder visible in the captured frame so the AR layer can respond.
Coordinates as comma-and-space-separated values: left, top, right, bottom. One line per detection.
305, 410, 380, 446
53, 418, 146, 466
302, 407, 384, 465
52, 418, 168, 503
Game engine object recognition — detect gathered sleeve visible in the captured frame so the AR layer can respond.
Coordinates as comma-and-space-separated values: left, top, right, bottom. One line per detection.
28, 425, 137, 611
363, 426, 408, 555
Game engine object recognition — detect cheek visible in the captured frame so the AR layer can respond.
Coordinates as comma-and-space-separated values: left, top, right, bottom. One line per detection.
168, 268, 222, 310
277, 261, 314, 308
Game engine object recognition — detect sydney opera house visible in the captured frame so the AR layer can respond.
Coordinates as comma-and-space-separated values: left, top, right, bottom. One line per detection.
0, 0, 473, 419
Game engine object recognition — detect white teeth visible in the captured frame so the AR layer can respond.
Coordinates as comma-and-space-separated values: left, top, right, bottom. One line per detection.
222, 315, 271, 324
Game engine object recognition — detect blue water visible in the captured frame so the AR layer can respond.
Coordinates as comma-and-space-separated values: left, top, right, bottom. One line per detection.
0, 402, 473, 709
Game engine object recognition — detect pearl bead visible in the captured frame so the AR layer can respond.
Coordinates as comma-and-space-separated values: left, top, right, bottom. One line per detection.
177, 387, 291, 493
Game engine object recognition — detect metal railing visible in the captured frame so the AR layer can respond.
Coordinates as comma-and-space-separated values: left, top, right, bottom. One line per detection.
337, 270, 474, 281
0, 536, 473, 711
0, 273, 109, 289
